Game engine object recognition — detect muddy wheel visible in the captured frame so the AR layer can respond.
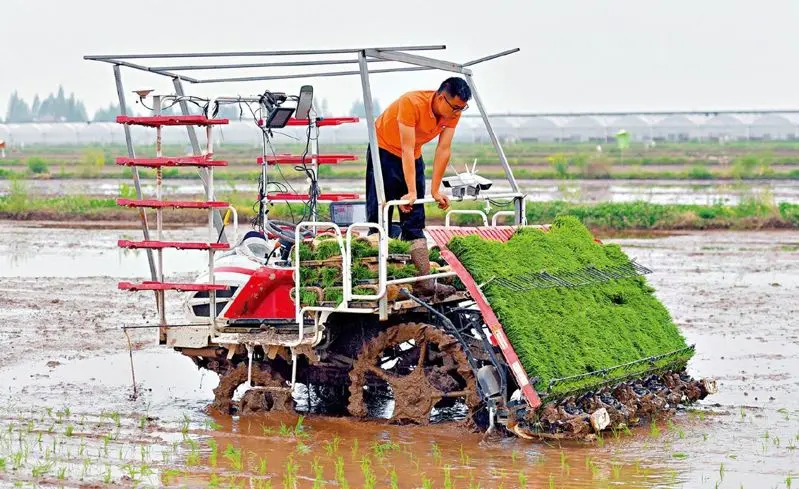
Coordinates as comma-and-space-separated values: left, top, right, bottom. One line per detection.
347, 322, 480, 425
212, 363, 294, 415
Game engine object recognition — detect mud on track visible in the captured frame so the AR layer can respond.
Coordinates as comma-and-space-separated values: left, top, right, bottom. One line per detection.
0, 221, 797, 488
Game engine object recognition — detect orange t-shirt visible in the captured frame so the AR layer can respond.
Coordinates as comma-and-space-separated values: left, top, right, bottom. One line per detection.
375, 90, 460, 159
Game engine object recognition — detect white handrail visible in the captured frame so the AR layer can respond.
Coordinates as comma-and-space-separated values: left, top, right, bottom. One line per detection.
345, 223, 387, 302
491, 210, 516, 226
225, 205, 239, 245
445, 209, 488, 227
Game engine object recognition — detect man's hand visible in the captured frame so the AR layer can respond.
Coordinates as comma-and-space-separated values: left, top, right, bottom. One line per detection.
400, 191, 417, 213
432, 191, 450, 210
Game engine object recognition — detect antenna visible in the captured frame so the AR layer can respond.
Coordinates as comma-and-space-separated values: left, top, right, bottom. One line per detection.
133, 89, 154, 99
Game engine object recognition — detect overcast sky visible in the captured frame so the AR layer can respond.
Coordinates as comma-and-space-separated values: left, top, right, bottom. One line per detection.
3, 0, 799, 119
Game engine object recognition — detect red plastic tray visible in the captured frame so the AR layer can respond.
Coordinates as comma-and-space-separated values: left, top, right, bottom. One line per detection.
256, 154, 357, 165
116, 156, 228, 168
118, 281, 229, 292
116, 115, 229, 127
116, 199, 230, 209
118, 240, 230, 251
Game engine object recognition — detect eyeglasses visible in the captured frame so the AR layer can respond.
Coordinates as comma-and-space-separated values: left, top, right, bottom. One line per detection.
442, 94, 468, 112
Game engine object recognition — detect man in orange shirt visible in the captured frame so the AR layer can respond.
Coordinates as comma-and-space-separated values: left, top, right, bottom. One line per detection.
365, 77, 471, 298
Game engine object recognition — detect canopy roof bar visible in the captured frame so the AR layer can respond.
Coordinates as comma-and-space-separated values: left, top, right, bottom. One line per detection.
195, 65, 434, 84
148, 58, 393, 72
83, 46, 518, 85
108, 59, 200, 83
365, 49, 469, 75
463, 48, 520, 67
83, 45, 447, 61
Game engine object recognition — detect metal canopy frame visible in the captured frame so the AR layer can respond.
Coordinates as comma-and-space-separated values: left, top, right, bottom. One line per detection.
84, 44, 524, 245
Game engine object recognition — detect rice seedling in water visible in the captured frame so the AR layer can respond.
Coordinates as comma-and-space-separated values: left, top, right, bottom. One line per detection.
224, 444, 244, 471
31, 462, 50, 479
390, 468, 399, 489
312, 457, 324, 489
208, 439, 219, 467
186, 440, 200, 466
672, 452, 688, 459
443, 465, 453, 489
258, 457, 268, 475
283, 456, 298, 489
106, 411, 121, 428
786, 473, 793, 489
649, 419, 661, 438
103, 465, 112, 484
518, 470, 528, 488
459, 444, 471, 466
351, 438, 359, 461
181, 414, 190, 435
361, 457, 377, 489
719, 462, 725, 480
324, 436, 341, 456
431, 442, 442, 466
296, 441, 311, 455
611, 462, 622, 480
335, 455, 349, 489
421, 474, 433, 489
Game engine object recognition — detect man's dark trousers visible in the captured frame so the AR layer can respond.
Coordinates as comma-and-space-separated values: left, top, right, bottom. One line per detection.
365, 145, 426, 241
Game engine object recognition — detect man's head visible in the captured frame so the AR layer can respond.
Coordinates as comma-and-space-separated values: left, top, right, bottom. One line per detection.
433, 77, 472, 118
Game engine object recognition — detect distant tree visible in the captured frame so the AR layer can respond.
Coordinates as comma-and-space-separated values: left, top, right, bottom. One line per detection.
5, 92, 32, 122
31, 95, 41, 120
349, 98, 381, 118
92, 103, 120, 122
216, 103, 243, 120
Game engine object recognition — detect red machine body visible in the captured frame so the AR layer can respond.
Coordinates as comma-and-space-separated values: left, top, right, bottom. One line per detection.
223, 266, 296, 320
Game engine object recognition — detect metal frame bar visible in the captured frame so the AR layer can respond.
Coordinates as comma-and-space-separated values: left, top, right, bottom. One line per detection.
84, 45, 447, 60
194, 65, 434, 84
148, 58, 392, 71
358, 51, 387, 222
365, 49, 471, 75
463, 48, 520, 67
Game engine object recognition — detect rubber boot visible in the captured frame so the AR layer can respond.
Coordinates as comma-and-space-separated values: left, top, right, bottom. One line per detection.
409, 238, 456, 299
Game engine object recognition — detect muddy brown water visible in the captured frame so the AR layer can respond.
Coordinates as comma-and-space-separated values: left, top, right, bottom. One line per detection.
0, 222, 797, 488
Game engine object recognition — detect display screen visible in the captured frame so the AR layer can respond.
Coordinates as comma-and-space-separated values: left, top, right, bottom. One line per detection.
265, 107, 295, 128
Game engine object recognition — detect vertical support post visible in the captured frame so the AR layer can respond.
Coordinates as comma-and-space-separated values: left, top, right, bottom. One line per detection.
464, 73, 523, 224
172, 77, 227, 241
260, 103, 269, 233
207, 125, 217, 332
153, 95, 167, 329
358, 51, 386, 229
310, 115, 319, 227
113, 65, 157, 282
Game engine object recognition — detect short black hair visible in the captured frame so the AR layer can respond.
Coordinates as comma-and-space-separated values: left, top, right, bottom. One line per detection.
437, 77, 472, 102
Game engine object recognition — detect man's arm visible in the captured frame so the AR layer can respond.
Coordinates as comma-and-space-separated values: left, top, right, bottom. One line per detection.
398, 122, 417, 212
431, 127, 455, 209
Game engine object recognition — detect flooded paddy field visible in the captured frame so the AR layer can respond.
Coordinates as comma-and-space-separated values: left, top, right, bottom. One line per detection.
0, 222, 797, 488
3, 178, 799, 206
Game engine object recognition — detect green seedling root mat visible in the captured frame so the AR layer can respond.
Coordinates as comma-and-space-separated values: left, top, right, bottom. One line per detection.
448, 216, 693, 397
